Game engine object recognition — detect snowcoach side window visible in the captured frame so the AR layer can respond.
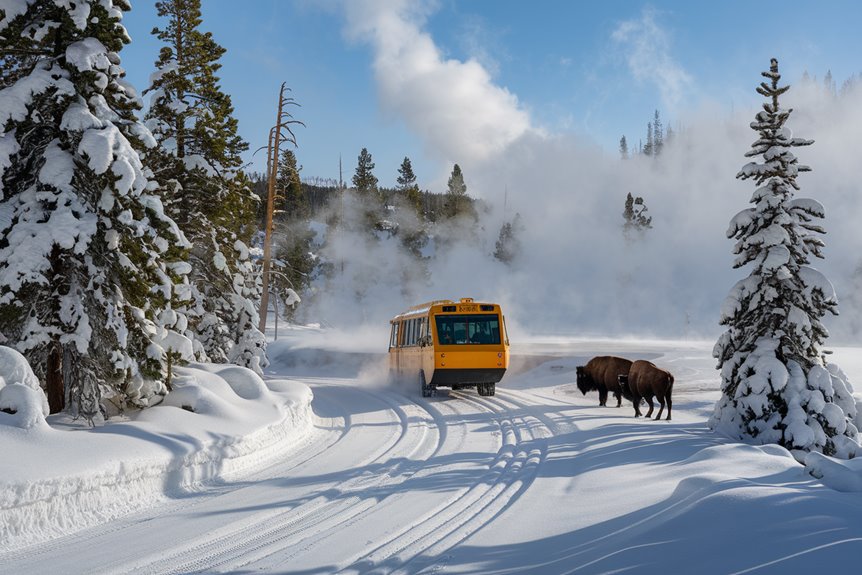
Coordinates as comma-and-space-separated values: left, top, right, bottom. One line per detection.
390, 323, 399, 349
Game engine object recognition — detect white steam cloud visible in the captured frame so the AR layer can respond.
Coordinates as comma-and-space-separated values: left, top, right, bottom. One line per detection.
305, 3, 862, 347
341, 0, 533, 166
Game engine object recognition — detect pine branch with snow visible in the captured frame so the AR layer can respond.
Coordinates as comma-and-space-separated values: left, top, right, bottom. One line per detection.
0, 0, 191, 420
710, 58, 859, 459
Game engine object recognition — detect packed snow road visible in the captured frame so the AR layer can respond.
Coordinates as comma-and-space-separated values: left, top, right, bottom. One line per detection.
2, 356, 566, 574
4, 339, 862, 574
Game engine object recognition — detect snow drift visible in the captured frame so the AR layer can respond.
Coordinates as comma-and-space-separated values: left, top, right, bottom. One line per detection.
0, 362, 314, 551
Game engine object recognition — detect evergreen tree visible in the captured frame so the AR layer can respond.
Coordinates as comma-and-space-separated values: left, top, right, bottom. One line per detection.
396, 156, 417, 190
619, 136, 629, 160
446, 163, 468, 217
643, 122, 654, 156
823, 69, 836, 96
622, 193, 653, 243
272, 223, 314, 317
0, 0, 190, 419
494, 213, 524, 265
396, 156, 421, 214
840, 74, 859, 97
145, 0, 267, 373
147, 0, 246, 172
710, 59, 858, 459
652, 110, 663, 156
276, 148, 307, 221
271, 148, 313, 315
352, 147, 378, 197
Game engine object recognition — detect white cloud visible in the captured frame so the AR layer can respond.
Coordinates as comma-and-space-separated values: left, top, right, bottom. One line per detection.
340, 0, 533, 167
612, 7, 693, 110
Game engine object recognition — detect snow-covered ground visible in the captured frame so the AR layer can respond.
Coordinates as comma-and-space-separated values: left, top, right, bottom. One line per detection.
2, 329, 862, 574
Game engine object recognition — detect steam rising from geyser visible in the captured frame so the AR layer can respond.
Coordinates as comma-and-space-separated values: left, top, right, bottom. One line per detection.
297, 82, 862, 345
301, 2, 862, 344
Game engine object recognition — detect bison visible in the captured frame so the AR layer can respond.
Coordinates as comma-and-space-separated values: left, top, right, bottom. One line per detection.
576, 356, 633, 407
618, 360, 674, 420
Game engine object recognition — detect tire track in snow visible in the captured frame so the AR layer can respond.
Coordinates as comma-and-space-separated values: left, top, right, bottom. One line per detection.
201, 385, 467, 573
127, 382, 444, 575
5, 380, 554, 575
327, 388, 551, 575
58, 383, 362, 575
226, 389, 475, 573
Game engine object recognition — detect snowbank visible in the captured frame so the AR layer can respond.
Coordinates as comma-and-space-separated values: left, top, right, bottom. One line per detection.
804, 450, 862, 491
0, 346, 49, 420
0, 362, 314, 551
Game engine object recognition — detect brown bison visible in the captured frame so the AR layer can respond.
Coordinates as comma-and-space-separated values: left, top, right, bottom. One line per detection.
618, 360, 674, 420
576, 356, 633, 407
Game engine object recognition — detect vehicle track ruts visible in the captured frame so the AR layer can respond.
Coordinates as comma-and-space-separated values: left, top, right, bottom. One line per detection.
316, 388, 551, 575
123, 382, 445, 574
3, 379, 555, 575
204, 387, 498, 574
1, 381, 421, 575
215, 386, 480, 573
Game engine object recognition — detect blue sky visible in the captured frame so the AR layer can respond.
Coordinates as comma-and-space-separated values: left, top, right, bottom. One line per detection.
119, 0, 862, 192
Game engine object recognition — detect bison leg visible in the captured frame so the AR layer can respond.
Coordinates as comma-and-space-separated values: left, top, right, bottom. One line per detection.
598, 388, 608, 406
665, 393, 672, 421
644, 396, 654, 419
632, 395, 642, 417
614, 391, 622, 407
655, 397, 664, 420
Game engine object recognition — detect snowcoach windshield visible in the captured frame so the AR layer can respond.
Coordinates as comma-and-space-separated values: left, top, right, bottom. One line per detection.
435, 314, 501, 345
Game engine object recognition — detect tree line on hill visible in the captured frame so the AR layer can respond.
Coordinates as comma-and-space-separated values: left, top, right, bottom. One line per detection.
248, 146, 508, 321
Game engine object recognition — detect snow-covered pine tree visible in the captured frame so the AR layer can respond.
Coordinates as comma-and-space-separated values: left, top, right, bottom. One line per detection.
711, 58, 858, 459
144, 0, 267, 373
0, 0, 191, 419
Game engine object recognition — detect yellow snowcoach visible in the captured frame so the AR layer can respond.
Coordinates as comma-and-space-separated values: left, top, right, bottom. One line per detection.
388, 298, 510, 397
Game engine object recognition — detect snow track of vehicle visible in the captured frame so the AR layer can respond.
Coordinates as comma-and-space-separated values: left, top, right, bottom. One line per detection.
329, 389, 550, 575
2, 379, 558, 575
115, 382, 445, 575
